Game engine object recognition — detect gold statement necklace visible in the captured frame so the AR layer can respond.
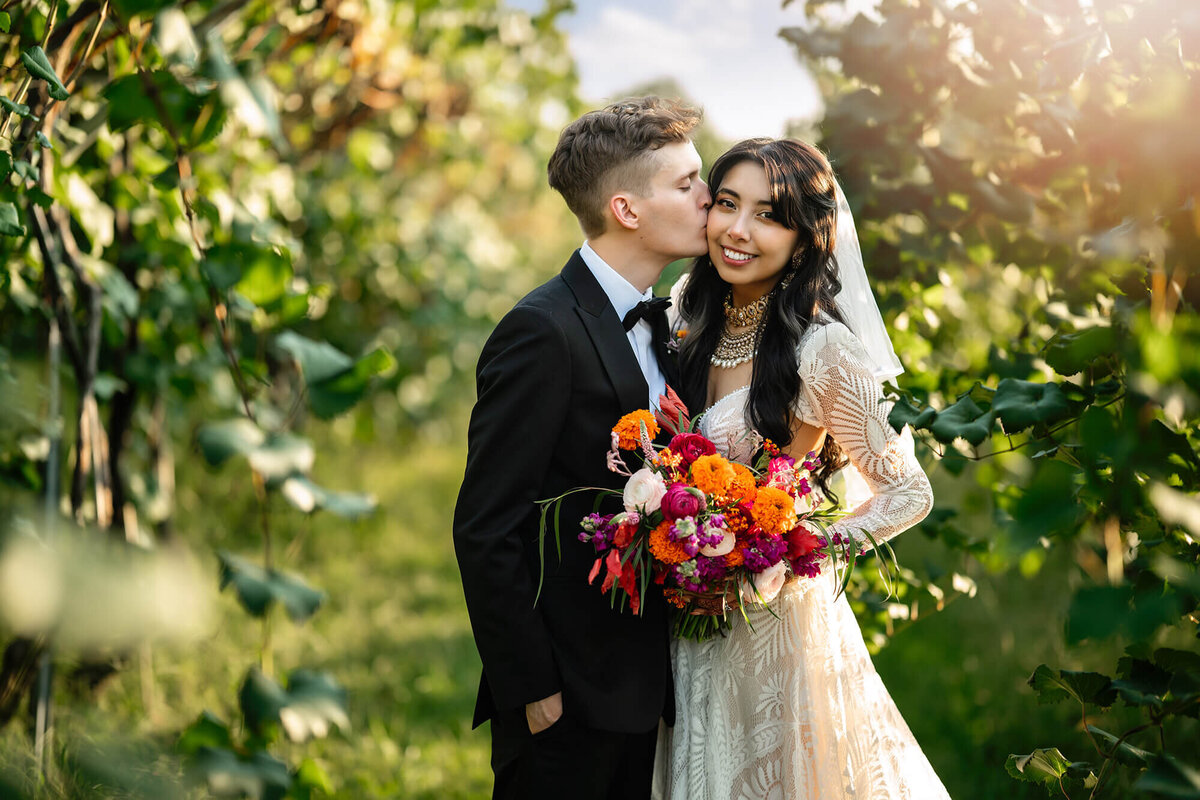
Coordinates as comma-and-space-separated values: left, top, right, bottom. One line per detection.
711, 293, 765, 369
711, 275, 792, 369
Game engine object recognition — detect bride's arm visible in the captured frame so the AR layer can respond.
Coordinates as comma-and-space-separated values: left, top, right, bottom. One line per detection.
801, 324, 933, 547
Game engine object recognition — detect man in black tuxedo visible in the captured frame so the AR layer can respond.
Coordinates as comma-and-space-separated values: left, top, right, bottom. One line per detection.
453, 97, 710, 800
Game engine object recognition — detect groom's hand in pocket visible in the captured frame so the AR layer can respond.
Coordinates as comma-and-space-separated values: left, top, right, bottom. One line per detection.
525, 691, 563, 734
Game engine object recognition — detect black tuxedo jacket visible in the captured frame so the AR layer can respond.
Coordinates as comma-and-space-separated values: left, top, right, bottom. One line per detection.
453, 251, 678, 733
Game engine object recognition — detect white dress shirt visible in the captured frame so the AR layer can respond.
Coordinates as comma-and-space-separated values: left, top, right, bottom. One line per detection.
578, 242, 666, 410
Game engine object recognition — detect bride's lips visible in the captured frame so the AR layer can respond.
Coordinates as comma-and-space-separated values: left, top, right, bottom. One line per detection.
717, 245, 756, 267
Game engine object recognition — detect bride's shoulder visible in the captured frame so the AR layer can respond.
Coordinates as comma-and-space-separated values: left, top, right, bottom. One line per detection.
798, 316, 870, 365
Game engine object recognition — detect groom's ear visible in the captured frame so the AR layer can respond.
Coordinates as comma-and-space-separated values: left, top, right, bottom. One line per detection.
609, 193, 640, 231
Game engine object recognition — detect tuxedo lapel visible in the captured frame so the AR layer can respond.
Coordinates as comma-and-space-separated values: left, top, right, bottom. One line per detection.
562, 252, 649, 413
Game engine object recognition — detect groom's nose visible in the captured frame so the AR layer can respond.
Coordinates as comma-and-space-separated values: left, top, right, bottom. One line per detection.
698, 180, 711, 210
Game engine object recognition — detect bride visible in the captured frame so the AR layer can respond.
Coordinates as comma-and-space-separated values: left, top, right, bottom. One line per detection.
653, 138, 951, 799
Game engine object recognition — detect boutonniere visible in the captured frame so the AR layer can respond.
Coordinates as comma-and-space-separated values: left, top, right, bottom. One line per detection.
666, 328, 688, 353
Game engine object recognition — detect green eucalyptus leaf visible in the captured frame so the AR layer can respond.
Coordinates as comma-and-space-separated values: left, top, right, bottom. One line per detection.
0, 11, 10, 32
928, 393, 995, 446
217, 551, 325, 622
35, 132, 52, 149
306, 346, 396, 419
103, 70, 226, 147
1085, 725, 1152, 767
1009, 459, 1083, 547
1067, 585, 1181, 644
1112, 656, 1173, 711
276, 332, 353, 384
992, 379, 1071, 434
888, 396, 936, 433
0, 151, 10, 178
280, 475, 377, 518
239, 667, 349, 742
1004, 747, 1073, 784
0, 203, 25, 237
20, 47, 71, 101
176, 711, 233, 756
197, 419, 265, 466
0, 96, 32, 118
1133, 755, 1200, 798
234, 247, 292, 306
292, 758, 336, 799
26, 187, 53, 208
188, 747, 290, 800
244, 432, 314, 482
12, 160, 37, 182
1044, 327, 1118, 376
1027, 665, 1116, 706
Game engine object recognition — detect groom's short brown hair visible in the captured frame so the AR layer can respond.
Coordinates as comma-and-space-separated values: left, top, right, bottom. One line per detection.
548, 97, 702, 238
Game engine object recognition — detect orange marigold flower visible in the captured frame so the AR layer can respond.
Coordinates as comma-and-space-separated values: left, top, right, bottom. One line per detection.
663, 588, 689, 609
752, 486, 798, 536
690, 454, 736, 496
725, 547, 745, 567
648, 520, 690, 564
613, 409, 660, 450
724, 507, 750, 538
728, 463, 757, 504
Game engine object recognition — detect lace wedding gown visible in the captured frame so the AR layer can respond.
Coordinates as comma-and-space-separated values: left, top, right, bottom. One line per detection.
652, 320, 951, 800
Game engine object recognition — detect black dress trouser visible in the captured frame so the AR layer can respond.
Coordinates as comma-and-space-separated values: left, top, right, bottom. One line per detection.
489, 705, 658, 800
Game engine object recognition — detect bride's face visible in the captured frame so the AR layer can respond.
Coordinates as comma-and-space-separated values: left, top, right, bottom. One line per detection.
706, 160, 801, 304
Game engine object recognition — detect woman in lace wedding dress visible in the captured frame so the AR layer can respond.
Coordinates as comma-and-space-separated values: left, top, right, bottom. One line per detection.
653, 139, 951, 800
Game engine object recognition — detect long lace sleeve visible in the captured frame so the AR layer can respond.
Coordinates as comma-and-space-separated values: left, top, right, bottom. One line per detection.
798, 323, 933, 547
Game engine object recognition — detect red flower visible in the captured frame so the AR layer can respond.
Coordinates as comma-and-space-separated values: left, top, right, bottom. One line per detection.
786, 522, 822, 560
612, 518, 637, 548
669, 432, 716, 466
660, 482, 706, 521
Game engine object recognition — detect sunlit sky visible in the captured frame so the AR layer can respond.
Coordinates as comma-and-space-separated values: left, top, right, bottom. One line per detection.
506, 0, 875, 140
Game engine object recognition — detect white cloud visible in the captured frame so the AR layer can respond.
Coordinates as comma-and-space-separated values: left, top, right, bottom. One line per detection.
564, 0, 820, 141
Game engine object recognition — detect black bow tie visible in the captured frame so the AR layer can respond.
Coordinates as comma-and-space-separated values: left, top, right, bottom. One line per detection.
622, 296, 671, 332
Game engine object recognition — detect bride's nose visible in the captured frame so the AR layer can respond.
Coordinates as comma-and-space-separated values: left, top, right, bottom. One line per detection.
728, 213, 751, 241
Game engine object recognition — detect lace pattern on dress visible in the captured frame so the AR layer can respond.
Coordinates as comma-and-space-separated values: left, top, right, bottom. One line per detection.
654, 319, 947, 800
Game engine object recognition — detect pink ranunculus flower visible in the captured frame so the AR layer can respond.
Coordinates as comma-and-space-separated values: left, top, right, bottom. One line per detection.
668, 433, 716, 466
623, 468, 667, 514
660, 482, 706, 521
700, 529, 735, 557
741, 559, 788, 605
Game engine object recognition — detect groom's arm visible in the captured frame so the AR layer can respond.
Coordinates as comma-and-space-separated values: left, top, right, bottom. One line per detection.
453, 303, 570, 716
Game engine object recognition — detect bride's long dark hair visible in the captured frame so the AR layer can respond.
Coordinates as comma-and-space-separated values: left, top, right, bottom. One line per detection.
678, 138, 849, 490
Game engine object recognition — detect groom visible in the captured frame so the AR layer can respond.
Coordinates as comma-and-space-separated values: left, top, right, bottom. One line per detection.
453, 97, 710, 800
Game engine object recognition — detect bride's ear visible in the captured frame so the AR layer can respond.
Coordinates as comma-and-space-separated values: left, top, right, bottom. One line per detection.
609, 194, 639, 231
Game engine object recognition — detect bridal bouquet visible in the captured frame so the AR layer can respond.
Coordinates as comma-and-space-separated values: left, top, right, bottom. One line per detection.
538, 388, 858, 641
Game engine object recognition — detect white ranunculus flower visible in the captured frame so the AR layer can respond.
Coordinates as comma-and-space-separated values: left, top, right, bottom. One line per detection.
741, 560, 788, 605
623, 468, 667, 514
699, 529, 735, 557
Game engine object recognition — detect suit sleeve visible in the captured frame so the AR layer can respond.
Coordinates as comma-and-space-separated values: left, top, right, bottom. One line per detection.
453, 304, 571, 713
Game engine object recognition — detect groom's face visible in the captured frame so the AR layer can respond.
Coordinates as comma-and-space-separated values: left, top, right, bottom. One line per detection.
629, 141, 710, 261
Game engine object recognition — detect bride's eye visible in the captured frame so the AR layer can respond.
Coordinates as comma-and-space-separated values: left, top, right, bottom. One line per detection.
715, 197, 736, 210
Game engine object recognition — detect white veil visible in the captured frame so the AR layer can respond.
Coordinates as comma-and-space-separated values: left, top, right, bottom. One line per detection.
831, 182, 904, 382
